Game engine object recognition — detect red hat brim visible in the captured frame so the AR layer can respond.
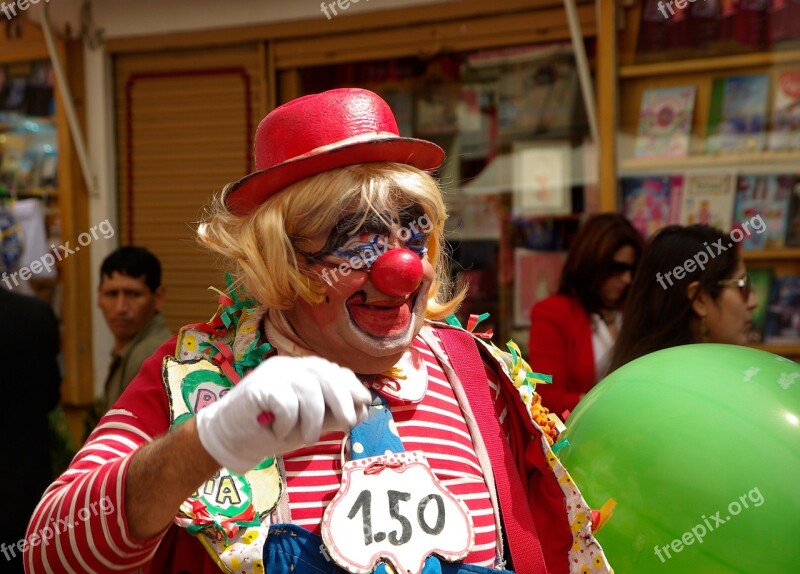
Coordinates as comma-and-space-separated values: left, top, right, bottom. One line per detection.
225, 136, 446, 216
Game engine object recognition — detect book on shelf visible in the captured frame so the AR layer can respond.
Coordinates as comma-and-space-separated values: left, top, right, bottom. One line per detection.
734, 0, 770, 50
765, 275, 800, 344
637, 0, 670, 54
786, 177, 800, 247
621, 175, 673, 238
689, 0, 725, 51
679, 172, 737, 231
668, 175, 685, 224
748, 267, 774, 344
733, 174, 792, 249
666, 0, 691, 51
706, 75, 770, 153
634, 86, 696, 159
768, 0, 800, 45
768, 69, 800, 151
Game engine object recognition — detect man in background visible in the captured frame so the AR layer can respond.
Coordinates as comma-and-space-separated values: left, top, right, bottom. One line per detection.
98, 246, 171, 410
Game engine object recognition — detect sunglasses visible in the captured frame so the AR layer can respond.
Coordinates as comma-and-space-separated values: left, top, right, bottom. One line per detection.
716, 273, 752, 301
608, 261, 636, 275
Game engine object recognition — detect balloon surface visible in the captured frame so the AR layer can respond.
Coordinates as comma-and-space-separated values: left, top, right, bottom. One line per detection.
558, 344, 799, 574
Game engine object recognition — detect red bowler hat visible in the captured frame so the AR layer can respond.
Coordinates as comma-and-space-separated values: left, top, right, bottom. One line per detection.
224, 88, 446, 215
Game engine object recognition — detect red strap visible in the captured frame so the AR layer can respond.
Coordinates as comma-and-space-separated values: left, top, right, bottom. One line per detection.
437, 327, 549, 574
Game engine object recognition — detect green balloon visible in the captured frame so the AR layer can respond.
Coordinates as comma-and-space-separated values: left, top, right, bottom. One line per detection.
558, 344, 799, 574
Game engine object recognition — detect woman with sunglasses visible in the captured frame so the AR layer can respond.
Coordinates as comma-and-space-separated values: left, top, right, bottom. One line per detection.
528, 213, 643, 418
609, 224, 758, 374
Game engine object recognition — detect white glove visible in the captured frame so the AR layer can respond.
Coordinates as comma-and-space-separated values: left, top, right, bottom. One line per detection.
196, 355, 372, 474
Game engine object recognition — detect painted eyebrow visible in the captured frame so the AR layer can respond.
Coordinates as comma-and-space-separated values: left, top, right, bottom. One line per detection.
317, 212, 392, 254
305, 204, 428, 259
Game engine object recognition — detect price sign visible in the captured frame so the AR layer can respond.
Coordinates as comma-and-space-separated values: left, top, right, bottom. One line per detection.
322, 451, 474, 574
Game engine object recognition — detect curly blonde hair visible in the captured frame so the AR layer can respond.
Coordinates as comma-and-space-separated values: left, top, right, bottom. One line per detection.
198, 162, 465, 320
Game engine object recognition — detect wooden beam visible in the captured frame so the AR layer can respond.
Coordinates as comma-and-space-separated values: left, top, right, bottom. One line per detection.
57, 37, 94, 406
621, 48, 800, 78
273, 5, 595, 68
597, 0, 618, 213
0, 15, 49, 63
106, 0, 587, 54
278, 69, 300, 105
263, 41, 276, 114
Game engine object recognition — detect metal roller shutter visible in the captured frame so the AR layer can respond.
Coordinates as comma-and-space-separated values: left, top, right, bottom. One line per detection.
115, 44, 265, 331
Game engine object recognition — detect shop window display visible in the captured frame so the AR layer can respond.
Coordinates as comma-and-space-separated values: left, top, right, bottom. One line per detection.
0, 60, 59, 300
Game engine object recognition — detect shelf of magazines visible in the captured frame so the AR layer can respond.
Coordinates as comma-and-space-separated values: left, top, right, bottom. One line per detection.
619, 151, 800, 176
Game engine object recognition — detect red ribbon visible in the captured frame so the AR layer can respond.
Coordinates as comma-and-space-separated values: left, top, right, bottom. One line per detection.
364, 460, 405, 475
189, 499, 257, 540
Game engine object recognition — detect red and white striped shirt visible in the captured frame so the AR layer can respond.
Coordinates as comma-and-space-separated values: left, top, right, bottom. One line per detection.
284, 336, 504, 567
24, 333, 509, 573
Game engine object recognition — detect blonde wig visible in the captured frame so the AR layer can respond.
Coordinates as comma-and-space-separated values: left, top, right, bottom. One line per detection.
198, 162, 465, 320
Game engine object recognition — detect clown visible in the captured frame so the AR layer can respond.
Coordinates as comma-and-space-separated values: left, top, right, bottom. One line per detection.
25, 89, 611, 574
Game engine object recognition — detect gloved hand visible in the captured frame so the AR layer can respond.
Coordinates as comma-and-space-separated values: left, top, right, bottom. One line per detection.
196, 355, 372, 474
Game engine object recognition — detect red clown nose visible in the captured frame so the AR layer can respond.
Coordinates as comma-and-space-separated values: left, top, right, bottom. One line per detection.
370, 249, 424, 297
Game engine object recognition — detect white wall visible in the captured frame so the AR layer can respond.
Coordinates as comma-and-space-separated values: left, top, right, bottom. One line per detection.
84, 42, 117, 395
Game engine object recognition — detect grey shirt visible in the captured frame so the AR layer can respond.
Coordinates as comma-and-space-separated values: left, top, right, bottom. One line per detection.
104, 312, 172, 410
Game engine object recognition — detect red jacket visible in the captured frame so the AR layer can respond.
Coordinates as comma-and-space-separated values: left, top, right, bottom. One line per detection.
528, 294, 596, 418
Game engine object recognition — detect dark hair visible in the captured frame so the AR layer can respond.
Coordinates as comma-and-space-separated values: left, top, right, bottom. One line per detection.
558, 213, 644, 314
100, 246, 162, 292
609, 224, 740, 372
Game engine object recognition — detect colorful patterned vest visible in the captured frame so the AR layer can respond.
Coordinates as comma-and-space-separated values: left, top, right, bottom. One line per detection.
161, 296, 612, 574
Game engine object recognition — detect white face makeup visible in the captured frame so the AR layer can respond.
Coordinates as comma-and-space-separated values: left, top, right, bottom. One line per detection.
285, 207, 435, 375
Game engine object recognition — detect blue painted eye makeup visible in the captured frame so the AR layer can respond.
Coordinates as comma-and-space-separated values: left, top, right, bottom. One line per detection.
297, 208, 430, 270
402, 231, 428, 258
332, 234, 388, 262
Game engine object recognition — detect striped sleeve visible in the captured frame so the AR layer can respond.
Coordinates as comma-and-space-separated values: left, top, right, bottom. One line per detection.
23, 410, 164, 573
24, 337, 177, 574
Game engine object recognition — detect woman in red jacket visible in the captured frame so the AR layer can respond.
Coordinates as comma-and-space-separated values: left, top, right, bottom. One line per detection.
528, 214, 643, 419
